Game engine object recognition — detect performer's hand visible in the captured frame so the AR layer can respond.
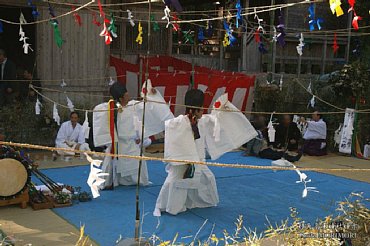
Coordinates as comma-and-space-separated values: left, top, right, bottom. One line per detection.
135, 139, 141, 145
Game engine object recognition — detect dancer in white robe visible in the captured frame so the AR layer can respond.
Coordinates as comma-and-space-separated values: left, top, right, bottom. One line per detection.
55, 112, 91, 156
154, 90, 257, 216
93, 81, 173, 188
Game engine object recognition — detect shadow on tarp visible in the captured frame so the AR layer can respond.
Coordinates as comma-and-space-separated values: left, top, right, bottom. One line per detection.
35, 152, 370, 246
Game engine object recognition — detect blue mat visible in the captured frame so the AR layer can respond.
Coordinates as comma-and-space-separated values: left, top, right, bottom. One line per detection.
35, 152, 370, 246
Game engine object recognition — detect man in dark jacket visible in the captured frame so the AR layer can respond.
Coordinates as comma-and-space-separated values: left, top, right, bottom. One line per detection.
273, 114, 301, 151
0, 49, 16, 106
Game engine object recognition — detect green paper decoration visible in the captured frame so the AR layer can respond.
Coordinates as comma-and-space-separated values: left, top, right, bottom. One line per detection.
108, 13, 117, 38
183, 31, 194, 44
50, 21, 63, 48
150, 15, 160, 32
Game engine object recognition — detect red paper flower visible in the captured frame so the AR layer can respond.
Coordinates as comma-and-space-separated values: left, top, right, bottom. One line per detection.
214, 101, 221, 108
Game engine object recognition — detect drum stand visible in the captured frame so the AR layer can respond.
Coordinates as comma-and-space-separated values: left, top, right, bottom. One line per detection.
0, 188, 29, 209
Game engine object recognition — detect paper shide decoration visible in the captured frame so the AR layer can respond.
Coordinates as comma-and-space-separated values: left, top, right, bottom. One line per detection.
136, 22, 143, 45
254, 8, 265, 34
108, 13, 117, 38
236, 0, 242, 28
85, 153, 109, 198
100, 18, 112, 45
53, 103, 60, 126
151, 15, 160, 32
332, 33, 339, 54
296, 33, 304, 56
27, 0, 39, 19
48, 3, 64, 48
82, 111, 90, 139
19, 12, 33, 54
162, 6, 172, 28
222, 20, 236, 47
127, 10, 135, 27
60, 79, 67, 88
35, 98, 42, 115
308, 3, 323, 31
348, 0, 361, 30
198, 27, 205, 42
66, 96, 75, 112
92, 12, 101, 27
72, 6, 82, 26
329, 0, 344, 17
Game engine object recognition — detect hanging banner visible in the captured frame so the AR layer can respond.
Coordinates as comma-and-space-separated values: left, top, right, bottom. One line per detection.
339, 108, 355, 154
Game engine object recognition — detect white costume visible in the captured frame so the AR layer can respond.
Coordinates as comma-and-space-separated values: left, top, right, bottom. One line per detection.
55, 121, 90, 156
303, 119, 327, 140
93, 81, 173, 187
154, 94, 257, 216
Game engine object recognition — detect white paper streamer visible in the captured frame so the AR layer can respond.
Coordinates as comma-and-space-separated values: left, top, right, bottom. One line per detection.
60, 79, 67, 88
35, 98, 42, 115
254, 8, 265, 33
19, 13, 33, 54
272, 159, 319, 198
279, 75, 283, 91
267, 113, 275, 143
53, 103, 60, 125
82, 111, 90, 139
296, 33, 304, 56
127, 10, 135, 27
66, 96, 75, 112
308, 95, 315, 108
109, 77, 115, 86
85, 153, 109, 198
334, 123, 343, 147
339, 108, 355, 154
162, 6, 172, 28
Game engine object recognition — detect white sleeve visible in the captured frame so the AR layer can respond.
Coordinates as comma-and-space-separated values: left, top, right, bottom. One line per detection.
164, 115, 199, 165
136, 89, 174, 138
55, 123, 66, 146
201, 100, 258, 160
93, 103, 118, 147
77, 125, 86, 144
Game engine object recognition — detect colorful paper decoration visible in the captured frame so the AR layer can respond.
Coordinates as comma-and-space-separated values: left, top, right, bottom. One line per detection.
308, 3, 323, 31
151, 15, 160, 32
223, 20, 236, 47
172, 13, 180, 32
136, 22, 143, 45
92, 12, 101, 27
127, 10, 135, 27
236, 0, 242, 28
198, 27, 204, 42
85, 153, 108, 198
19, 13, 33, 54
108, 13, 117, 38
27, 0, 39, 19
97, 0, 104, 17
348, 0, 356, 12
329, 0, 344, 17
100, 19, 112, 45
296, 33, 304, 56
72, 6, 82, 26
50, 21, 64, 48
276, 10, 286, 47
222, 33, 229, 47
352, 13, 362, 30
258, 42, 268, 54
254, 29, 260, 43
0, 21, 3, 33
332, 33, 339, 54
183, 30, 194, 44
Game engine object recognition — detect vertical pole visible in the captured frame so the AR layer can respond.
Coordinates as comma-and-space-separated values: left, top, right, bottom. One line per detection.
219, 7, 224, 70
269, 0, 276, 74
135, 0, 151, 241
241, 0, 249, 72
321, 35, 327, 75
345, 11, 353, 63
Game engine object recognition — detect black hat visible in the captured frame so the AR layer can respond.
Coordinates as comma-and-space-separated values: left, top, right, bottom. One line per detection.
109, 82, 127, 101
185, 89, 204, 113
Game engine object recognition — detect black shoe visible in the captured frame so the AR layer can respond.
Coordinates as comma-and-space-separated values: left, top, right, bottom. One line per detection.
284, 152, 302, 162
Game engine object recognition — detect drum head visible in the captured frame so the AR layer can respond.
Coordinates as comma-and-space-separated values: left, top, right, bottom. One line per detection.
0, 158, 29, 199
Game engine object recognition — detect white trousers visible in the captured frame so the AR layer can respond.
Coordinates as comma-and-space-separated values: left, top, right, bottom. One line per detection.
56, 142, 90, 156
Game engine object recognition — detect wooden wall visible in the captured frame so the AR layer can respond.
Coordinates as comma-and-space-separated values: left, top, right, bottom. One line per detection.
36, 5, 108, 110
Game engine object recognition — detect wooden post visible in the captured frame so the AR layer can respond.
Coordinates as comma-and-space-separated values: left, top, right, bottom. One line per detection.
321, 35, 328, 75
241, 0, 249, 71
345, 11, 353, 63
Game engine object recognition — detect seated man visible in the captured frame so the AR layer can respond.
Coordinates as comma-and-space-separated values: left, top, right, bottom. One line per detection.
274, 114, 301, 151
55, 111, 90, 156
244, 116, 302, 162
302, 111, 327, 156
